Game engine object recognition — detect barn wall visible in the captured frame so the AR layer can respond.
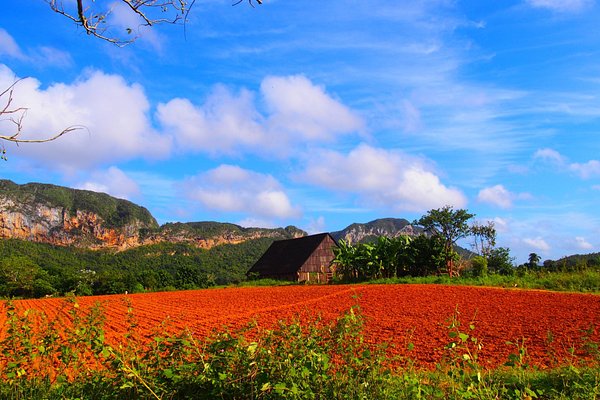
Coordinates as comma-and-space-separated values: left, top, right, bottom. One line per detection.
298, 235, 336, 283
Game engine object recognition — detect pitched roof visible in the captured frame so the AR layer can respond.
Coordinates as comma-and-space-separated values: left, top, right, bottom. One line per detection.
248, 233, 336, 276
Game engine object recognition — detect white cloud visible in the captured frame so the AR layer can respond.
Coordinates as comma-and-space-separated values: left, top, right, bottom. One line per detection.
299, 144, 466, 212
182, 165, 300, 219
526, 0, 593, 13
575, 236, 593, 250
569, 160, 600, 179
305, 216, 326, 234
532, 148, 600, 179
157, 86, 265, 155
157, 75, 364, 156
261, 75, 365, 141
493, 217, 509, 233
533, 148, 565, 165
523, 237, 551, 252
76, 167, 141, 200
477, 185, 513, 209
0, 28, 25, 59
477, 184, 531, 209
0, 65, 171, 170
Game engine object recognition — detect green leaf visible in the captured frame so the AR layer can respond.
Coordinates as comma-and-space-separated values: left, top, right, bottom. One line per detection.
120, 381, 134, 389
274, 382, 287, 394
261, 382, 272, 392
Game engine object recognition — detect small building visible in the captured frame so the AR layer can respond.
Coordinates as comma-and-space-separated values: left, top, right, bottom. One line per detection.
248, 233, 338, 283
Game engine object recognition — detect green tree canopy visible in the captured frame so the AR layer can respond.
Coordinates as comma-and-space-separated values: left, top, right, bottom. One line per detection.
414, 206, 475, 277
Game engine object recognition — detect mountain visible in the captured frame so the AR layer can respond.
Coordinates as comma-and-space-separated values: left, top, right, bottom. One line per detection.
0, 179, 158, 249
331, 218, 423, 244
0, 180, 305, 250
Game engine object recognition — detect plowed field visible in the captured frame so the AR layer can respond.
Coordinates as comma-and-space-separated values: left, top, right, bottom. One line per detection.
2, 284, 599, 369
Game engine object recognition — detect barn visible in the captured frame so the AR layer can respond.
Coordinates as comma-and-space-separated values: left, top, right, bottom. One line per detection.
247, 233, 338, 283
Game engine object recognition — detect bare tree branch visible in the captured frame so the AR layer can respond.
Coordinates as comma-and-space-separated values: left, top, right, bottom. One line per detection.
46, 0, 199, 46
1, 79, 82, 161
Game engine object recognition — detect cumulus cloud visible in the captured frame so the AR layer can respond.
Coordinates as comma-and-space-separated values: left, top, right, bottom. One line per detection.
569, 160, 600, 179
523, 237, 551, 252
157, 86, 265, 155
526, 0, 593, 13
477, 185, 513, 209
0, 65, 171, 170
182, 165, 300, 219
477, 184, 531, 209
298, 144, 466, 212
261, 75, 365, 141
157, 75, 364, 156
575, 236, 593, 250
76, 167, 141, 200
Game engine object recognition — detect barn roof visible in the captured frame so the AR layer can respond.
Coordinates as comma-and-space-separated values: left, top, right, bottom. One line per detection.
248, 233, 337, 276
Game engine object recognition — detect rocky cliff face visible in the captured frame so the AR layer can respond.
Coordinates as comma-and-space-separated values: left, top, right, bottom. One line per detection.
144, 223, 306, 249
0, 189, 156, 250
331, 218, 423, 244
0, 180, 306, 251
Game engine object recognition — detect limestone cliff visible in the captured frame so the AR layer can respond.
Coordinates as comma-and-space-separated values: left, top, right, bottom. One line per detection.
330, 218, 423, 244
0, 180, 158, 250
0, 180, 306, 250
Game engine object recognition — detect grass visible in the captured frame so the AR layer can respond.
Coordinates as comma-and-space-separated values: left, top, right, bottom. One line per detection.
366, 269, 600, 294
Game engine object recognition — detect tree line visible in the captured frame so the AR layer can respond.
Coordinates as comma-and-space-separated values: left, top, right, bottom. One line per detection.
332, 206, 535, 282
0, 239, 272, 299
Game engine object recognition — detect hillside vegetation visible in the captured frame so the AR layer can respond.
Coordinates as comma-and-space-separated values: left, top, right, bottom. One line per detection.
0, 238, 273, 297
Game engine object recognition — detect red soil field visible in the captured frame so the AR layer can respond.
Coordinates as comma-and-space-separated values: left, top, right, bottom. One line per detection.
2, 284, 599, 369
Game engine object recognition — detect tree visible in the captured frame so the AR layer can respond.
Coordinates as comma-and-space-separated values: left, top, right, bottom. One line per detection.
470, 221, 496, 259
414, 206, 475, 277
488, 247, 515, 275
403, 234, 446, 277
46, 0, 262, 46
1, 79, 81, 161
528, 252, 541, 269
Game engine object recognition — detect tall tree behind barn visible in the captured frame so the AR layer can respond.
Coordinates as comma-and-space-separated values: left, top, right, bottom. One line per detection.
248, 233, 338, 283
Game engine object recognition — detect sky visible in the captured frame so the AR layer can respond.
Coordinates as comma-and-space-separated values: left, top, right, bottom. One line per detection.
1, 0, 600, 263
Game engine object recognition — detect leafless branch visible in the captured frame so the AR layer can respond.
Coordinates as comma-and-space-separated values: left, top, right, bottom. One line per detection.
233, 0, 263, 7
46, 0, 192, 46
1, 79, 82, 161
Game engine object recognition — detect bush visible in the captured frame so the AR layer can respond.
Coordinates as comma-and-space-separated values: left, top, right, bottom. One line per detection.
469, 256, 488, 277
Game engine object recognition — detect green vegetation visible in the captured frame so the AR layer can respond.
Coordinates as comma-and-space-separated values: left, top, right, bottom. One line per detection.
367, 270, 600, 293
1, 299, 598, 399
332, 237, 600, 293
0, 238, 274, 298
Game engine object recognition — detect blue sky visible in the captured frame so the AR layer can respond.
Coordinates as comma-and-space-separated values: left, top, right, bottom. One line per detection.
1, 0, 600, 263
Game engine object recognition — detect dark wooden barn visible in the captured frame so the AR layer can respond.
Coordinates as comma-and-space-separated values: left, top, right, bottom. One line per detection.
248, 233, 338, 283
